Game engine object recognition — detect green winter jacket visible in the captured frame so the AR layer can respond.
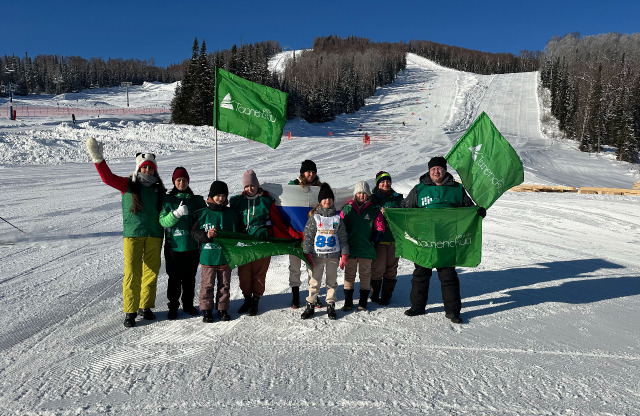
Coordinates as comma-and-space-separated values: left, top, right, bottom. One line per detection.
160, 191, 206, 252
400, 172, 473, 209
121, 182, 164, 238
371, 187, 403, 243
229, 192, 274, 237
191, 204, 243, 266
415, 182, 465, 208
340, 201, 382, 260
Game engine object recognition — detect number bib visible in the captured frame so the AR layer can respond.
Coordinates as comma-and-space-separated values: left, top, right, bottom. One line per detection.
313, 214, 341, 255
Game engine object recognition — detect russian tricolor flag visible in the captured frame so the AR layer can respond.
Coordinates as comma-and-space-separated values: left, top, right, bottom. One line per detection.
261, 183, 352, 231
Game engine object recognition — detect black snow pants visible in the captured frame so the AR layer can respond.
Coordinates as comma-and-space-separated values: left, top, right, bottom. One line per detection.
164, 246, 200, 309
409, 264, 461, 315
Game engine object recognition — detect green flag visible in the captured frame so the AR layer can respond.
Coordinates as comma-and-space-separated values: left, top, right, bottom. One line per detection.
215, 68, 288, 149
445, 112, 524, 209
383, 207, 482, 268
213, 230, 307, 270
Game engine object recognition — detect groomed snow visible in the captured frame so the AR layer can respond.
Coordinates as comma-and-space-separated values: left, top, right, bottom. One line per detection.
0, 53, 639, 415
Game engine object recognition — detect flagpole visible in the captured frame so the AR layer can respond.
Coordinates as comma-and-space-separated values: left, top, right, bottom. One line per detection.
214, 66, 218, 181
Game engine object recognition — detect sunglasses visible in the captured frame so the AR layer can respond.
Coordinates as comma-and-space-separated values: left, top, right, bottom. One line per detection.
136, 152, 155, 159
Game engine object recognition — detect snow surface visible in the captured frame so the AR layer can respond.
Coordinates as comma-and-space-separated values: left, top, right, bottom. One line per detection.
1, 53, 639, 415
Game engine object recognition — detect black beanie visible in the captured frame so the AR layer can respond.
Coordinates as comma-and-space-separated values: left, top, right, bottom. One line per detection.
428, 156, 447, 170
209, 180, 229, 198
317, 183, 335, 202
300, 159, 317, 174
375, 171, 391, 186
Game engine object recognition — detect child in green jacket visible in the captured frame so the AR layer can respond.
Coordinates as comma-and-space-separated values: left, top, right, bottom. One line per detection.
340, 181, 385, 312
159, 167, 206, 319
191, 181, 243, 323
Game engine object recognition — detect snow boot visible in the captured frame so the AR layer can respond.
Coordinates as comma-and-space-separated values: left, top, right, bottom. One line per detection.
167, 308, 178, 320
404, 307, 425, 317
342, 289, 354, 311
300, 302, 315, 320
123, 313, 137, 328
202, 310, 214, 323
138, 308, 155, 320
379, 278, 397, 306
290, 286, 300, 309
370, 279, 382, 303
238, 295, 252, 314
183, 305, 199, 316
218, 310, 231, 322
357, 289, 369, 311
248, 296, 260, 316
327, 302, 337, 320
445, 313, 463, 324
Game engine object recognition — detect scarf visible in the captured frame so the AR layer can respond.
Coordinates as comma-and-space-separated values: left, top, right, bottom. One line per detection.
137, 173, 159, 187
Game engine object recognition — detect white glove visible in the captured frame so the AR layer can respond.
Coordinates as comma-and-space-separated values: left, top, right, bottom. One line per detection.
85, 137, 104, 163
173, 201, 188, 218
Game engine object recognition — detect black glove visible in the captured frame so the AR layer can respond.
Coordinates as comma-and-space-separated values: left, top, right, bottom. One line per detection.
371, 230, 384, 245
477, 207, 486, 218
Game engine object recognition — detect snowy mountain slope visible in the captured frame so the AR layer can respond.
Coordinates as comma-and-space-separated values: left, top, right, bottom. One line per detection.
0, 54, 639, 415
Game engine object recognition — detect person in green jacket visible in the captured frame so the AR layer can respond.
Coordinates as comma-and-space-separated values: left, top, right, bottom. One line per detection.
288, 159, 322, 308
85, 137, 166, 328
340, 181, 385, 312
191, 180, 243, 323
230, 170, 300, 316
159, 167, 206, 320
369, 171, 404, 306
400, 156, 486, 323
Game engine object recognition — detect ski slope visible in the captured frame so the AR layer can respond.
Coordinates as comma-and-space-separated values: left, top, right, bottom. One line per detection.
0, 54, 639, 415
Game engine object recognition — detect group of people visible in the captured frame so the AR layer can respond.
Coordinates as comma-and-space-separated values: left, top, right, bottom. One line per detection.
85, 137, 484, 328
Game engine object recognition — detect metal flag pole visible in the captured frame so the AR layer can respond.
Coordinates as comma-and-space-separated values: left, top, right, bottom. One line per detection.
213, 67, 218, 181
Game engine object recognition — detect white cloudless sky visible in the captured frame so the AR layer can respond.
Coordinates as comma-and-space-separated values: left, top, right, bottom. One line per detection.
5, 0, 639, 67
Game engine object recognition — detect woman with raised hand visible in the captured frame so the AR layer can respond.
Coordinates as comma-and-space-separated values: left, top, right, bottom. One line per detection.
85, 137, 166, 328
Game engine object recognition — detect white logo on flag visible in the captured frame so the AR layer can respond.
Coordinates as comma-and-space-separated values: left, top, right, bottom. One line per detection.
221, 93, 234, 110
470, 144, 482, 161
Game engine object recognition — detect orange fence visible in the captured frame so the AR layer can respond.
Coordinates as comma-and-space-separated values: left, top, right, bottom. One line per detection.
11, 106, 170, 117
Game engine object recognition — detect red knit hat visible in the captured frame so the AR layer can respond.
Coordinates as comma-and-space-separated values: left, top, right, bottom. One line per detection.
172, 167, 189, 182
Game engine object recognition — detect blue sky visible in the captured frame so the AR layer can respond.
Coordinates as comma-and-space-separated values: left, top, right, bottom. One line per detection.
5, 0, 638, 67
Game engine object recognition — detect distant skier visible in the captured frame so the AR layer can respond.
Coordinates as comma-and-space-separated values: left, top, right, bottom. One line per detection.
72, 114, 76, 124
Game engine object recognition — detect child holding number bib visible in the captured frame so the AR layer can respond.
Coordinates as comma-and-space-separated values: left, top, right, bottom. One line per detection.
300, 184, 349, 320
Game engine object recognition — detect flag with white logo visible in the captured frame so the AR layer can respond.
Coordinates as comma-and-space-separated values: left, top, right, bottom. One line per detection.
215, 68, 288, 149
445, 112, 524, 209
213, 229, 307, 269
383, 207, 482, 268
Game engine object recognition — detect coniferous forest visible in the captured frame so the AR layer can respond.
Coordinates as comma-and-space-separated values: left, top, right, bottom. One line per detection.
540, 33, 640, 162
0, 54, 181, 95
2, 33, 639, 162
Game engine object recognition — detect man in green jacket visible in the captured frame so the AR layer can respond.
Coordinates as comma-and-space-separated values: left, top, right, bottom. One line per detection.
400, 156, 485, 323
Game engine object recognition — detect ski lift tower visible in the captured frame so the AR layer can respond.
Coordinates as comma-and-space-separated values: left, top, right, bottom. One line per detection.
121, 82, 132, 107
2, 65, 17, 120
0, 82, 17, 120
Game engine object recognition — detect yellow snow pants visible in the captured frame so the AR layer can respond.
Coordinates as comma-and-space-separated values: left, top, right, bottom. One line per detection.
122, 237, 163, 313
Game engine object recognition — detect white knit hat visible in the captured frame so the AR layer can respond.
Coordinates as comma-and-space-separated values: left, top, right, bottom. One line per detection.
132, 152, 157, 182
353, 180, 371, 196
